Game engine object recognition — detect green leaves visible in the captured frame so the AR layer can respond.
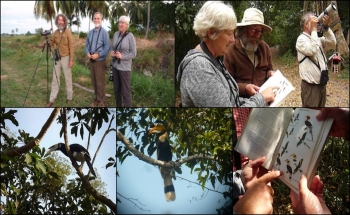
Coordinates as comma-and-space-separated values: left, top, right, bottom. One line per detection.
0, 108, 19, 128
25, 153, 46, 176
61, 108, 112, 139
35, 160, 46, 175
25, 153, 32, 164
106, 157, 115, 169
118, 108, 234, 202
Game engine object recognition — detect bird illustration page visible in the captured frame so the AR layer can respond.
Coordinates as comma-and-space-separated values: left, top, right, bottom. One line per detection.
234, 108, 333, 194
272, 108, 333, 194
258, 69, 295, 107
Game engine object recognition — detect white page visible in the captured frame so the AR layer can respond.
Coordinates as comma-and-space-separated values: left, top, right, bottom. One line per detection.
234, 108, 293, 169
272, 108, 334, 194
259, 70, 295, 107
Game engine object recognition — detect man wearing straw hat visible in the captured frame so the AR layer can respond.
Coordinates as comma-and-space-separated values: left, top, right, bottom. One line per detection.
224, 8, 275, 98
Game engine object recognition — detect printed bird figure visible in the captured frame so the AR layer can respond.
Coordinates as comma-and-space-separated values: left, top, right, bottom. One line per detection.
285, 159, 292, 179
275, 153, 281, 170
45, 143, 96, 177
294, 113, 300, 122
293, 159, 304, 174
297, 132, 307, 147
149, 124, 176, 202
281, 141, 289, 156
290, 153, 297, 162
289, 127, 294, 136
305, 115, 313, 140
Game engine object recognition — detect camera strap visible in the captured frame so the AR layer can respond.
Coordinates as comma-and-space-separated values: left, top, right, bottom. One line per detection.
89, 27, 102, 53
299, 47, 327, 71
113, 31, 129, 52
57, 30, 64, 50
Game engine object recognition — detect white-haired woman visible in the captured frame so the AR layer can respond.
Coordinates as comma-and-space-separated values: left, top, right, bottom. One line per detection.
110, 15, 137, 107
176, 1, 277, 107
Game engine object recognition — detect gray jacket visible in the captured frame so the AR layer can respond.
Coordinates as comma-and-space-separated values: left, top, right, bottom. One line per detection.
176, 49, 266, 107
111, 31, 137, 71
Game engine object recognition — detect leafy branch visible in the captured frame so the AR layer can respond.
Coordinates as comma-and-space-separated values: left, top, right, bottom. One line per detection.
117, 130, 218, 169
1, 108, 61, 160
61, 108, 116, 213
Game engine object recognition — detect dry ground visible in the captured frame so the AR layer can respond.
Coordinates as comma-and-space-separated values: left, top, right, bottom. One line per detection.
272, 51, 349, 107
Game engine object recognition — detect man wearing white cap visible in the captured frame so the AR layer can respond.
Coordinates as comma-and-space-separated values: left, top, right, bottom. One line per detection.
224, 8, 275, 98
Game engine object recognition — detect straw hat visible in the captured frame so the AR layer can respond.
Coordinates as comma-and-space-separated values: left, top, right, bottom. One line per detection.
237, 8, 272, 32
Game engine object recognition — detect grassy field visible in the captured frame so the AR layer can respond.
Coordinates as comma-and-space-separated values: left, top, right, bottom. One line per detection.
1, 34, 174, 107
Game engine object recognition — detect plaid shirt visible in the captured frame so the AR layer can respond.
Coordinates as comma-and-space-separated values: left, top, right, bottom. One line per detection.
233, 108, 251, 171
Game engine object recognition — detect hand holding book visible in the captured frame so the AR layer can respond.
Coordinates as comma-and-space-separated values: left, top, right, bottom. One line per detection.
258, 70, 295, 107
234, 108, 334, 194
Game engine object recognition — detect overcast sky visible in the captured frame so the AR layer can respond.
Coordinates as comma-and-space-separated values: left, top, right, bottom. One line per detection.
1, 1, 111, 34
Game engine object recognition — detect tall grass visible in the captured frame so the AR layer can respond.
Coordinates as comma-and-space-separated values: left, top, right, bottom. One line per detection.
1, 34, 175, 107
131, 72, 174, 107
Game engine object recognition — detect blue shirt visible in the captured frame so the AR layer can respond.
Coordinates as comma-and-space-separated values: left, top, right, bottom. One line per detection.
85, 26, 110, 61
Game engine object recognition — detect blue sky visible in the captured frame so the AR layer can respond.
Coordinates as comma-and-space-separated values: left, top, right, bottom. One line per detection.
3, 108, 116, 213
117, 121, 231, 214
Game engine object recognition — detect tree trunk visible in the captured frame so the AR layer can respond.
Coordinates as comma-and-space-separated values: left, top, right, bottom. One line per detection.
302, 1, 349, 55
145, 1, 150, 39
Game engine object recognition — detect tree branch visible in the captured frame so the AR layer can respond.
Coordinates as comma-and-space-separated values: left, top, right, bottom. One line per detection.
90, 127, 116, 176
175, 175, 223, 194
62, 108, 116, 213
117, 192, 151, 213
117, 130, 218, 169
1, 108, 61, 159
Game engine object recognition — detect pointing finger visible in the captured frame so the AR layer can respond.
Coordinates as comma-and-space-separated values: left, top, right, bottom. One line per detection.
247, 156, 266, 168
258, 170, 282, 184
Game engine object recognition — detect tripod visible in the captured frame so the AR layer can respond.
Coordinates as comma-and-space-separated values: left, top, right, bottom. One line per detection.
23, 34, 60, 106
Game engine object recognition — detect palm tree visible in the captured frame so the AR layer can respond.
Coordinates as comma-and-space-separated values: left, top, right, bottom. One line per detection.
85, 1, 110, 31
11, 29, 14, 35
128, 1, 146, 25
34, 0, 56, 31
15, 28, 18, 35
108, 0, 127, 21
57, 1, 88, 38
145, 1, 150, 39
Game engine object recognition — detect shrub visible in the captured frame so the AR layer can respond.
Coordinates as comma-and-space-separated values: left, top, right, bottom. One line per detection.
133, 48, 161, 72
79, 31, 87, 39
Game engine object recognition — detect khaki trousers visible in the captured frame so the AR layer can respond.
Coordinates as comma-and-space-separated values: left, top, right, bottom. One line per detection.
90, 59, 106, 102
301, 80, 326, 107
49, 55, 73, 102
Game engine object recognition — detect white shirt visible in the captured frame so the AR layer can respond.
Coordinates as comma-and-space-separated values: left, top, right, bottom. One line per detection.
296, 29, 335, 84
